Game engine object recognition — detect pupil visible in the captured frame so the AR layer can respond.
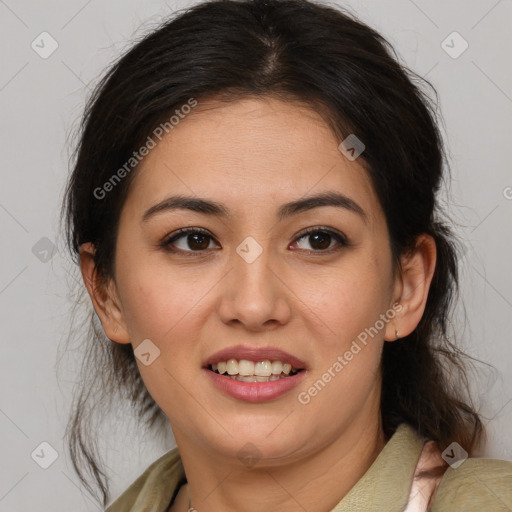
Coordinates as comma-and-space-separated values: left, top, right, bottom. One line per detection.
189, 234, 209, 250
311, 233, 330, 250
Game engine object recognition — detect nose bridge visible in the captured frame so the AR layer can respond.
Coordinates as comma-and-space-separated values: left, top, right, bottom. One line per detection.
217, 234, 290, 328
233, 234, 275, 298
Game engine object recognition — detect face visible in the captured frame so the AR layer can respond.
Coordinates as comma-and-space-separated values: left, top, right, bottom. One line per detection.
104, 97, 402, 465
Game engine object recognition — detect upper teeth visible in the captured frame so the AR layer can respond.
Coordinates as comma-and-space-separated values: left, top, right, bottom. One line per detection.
211, 359, 295, 376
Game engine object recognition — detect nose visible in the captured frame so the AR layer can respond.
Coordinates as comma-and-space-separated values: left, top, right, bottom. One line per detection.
216, 238, 292, 331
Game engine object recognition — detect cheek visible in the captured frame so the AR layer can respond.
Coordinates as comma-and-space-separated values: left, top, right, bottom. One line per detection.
298, 250, 392, 415
114, 266, 208, 410
306, 255, 391, 347
296, 266, 388, 420
117, 267, 208, 344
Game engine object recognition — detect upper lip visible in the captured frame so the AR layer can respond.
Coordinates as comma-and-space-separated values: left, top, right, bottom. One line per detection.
204, 345, 307, 370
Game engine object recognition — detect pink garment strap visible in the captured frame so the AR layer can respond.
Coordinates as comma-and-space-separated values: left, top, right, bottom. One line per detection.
404, 440, 447, 512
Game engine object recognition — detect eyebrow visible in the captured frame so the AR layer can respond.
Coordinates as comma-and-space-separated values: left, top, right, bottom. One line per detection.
141, 191, 367, 224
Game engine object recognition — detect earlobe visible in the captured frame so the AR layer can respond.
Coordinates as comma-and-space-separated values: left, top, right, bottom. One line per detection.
79, 242, 131, 344
384, 234, 437, 341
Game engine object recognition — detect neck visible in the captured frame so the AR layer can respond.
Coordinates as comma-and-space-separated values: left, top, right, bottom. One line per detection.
172, 414, 386, 512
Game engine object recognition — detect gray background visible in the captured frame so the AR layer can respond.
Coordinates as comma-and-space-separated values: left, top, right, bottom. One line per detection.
0, 0, 511, 510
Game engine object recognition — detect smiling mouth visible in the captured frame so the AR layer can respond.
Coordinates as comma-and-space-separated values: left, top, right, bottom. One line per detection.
207, 359, 303, 382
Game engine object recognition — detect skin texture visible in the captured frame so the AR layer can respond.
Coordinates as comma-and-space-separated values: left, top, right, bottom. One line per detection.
80, 97, 436, 512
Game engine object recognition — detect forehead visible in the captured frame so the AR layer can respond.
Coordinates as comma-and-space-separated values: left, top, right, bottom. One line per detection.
124, 97, 381, 225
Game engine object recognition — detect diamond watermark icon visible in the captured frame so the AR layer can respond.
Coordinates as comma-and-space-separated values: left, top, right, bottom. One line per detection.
32, 237, 57, 263
31, 441, 59, 469
236, 236, 263, 264
338, 134, 365, 161
134, 338, 161, 366
237, 442, 262, 468
442, 441, 468, 469
31, 32, 59, 59
441, 31, 468, 59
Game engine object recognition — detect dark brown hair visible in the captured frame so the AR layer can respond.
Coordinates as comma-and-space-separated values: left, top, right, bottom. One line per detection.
61, 0, 484, 506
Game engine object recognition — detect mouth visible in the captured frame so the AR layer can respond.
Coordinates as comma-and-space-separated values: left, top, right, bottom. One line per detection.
203, 345, 307, 383
203, 347, 308, 402
207, 359, 303, 382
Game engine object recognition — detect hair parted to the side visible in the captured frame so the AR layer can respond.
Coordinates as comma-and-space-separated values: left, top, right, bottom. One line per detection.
60, 0, 485, 506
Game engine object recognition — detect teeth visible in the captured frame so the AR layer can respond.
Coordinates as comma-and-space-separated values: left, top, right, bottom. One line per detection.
238, 360, 255, 376
226, 359, 238, 375
227, 374, 289, 382
254, 360, 272, 376
271, 361, 283, 375
209, 358, 299, 377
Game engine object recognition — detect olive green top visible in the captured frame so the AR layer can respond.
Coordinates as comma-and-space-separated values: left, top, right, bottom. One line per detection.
105, 423, 512, 511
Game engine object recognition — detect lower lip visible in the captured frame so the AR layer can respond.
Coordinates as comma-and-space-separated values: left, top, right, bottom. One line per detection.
203, 368, 307, 402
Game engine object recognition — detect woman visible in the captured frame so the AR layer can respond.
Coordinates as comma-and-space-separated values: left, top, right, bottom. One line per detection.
61, 0, 512, 510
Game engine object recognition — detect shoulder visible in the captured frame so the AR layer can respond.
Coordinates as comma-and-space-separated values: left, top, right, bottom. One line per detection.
431, 457, 512, 511
105, 447, 185, 512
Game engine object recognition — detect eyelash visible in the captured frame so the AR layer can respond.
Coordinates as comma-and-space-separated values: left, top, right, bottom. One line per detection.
159, 226, 350, 258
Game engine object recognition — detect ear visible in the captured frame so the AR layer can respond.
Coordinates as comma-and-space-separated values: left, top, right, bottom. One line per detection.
79, 242, 131, 344
384, 234, 437, 341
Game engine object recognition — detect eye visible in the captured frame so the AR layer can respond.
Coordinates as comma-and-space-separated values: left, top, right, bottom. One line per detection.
160, 227, 219, 256
291, 227, 349, 252
160, 226, 349, 257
